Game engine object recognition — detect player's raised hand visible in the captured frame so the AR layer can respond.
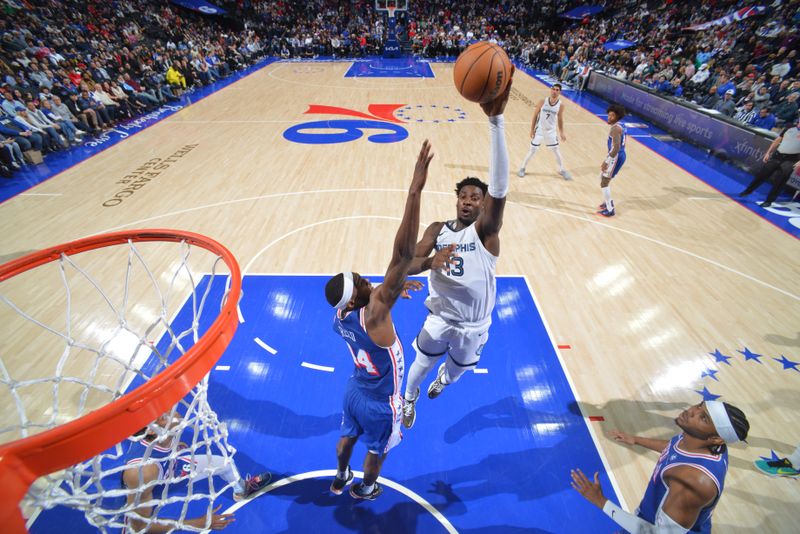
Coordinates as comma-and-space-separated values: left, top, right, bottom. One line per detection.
481, 65, 515, 117
400, 279, 423, 299
411, 139, 434, 193
607, 430, 636, 446
431, 244, 458, 273
570, 469, 607, 509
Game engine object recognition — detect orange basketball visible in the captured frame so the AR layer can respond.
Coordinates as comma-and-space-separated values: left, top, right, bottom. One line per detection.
453, 42, 512, 103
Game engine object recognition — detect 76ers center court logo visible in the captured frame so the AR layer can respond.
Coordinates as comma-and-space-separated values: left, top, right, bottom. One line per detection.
283, 104, 409, 144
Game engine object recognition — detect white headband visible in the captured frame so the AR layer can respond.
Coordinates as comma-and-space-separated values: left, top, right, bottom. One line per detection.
706, 401, 739, 444
334, 271, 354, 310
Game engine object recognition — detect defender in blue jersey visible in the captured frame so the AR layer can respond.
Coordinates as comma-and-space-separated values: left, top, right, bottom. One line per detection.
597, 103, 627, 217
571, 401, 749, 533
324, 140, 434, 500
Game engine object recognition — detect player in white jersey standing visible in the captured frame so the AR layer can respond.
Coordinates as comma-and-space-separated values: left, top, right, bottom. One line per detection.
517, 83, 571, 180
400, 68, 514, 429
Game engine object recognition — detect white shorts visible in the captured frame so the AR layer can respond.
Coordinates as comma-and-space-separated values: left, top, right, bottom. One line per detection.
415, 314, 490, 368
532, 129, 559, 148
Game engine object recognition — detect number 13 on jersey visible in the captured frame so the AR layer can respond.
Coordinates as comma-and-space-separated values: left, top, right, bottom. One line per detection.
449, 256, 464, 276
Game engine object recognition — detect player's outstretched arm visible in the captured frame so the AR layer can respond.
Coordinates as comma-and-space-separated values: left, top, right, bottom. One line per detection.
607, 430, 669, 453
476, 66, 513, 255
570, 469, 694, 533
367, 140, 433, 342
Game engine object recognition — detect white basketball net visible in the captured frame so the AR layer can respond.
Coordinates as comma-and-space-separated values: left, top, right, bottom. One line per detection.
0, 238, 240, 532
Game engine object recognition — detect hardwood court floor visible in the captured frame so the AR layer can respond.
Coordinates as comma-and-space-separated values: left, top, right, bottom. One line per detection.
1, 60, 798, 532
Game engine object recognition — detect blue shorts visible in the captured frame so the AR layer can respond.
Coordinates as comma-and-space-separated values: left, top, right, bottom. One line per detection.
609, 152, 626, 178
340, 381, 402, 455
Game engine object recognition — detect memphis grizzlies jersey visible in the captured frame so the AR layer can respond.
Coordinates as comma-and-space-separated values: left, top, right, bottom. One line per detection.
636, 434, 727, 533
608, 123, 627, 155
536, 97, 561, 133
333, 307, 404, 398
426, 220, 497, 324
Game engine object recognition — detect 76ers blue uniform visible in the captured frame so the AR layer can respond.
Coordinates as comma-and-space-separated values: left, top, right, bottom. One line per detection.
334, 307, 404, 454
607, 125, 627, 177
635, 434, 727, 533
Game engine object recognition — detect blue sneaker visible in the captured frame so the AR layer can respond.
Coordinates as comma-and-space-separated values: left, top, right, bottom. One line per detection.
597, 208, 615, 217
754, 458, 799, 478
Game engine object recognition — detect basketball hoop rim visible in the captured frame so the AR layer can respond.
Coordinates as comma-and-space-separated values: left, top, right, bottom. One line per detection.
0, 229, 242, 533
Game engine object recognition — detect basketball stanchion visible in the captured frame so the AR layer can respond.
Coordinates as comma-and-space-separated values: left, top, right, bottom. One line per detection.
0, 230, 242, 533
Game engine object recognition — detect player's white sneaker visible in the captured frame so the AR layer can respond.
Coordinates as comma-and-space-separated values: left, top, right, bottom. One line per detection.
559, 169, 572, 180
402, 388, 419, 429
517, 168, 525, 177
427, 363, 448, 399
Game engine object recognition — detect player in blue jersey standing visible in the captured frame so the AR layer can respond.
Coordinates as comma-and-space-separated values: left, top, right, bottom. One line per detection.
323, 139, 434, 500
571, 400, 749, 533
597, 103, 627, 217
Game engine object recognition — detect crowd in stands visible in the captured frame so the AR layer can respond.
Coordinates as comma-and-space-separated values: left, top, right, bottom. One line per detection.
2, 0, 798, 179
514, 1, 799, 132
259, 0, 797, 133
0, 0, 267, 178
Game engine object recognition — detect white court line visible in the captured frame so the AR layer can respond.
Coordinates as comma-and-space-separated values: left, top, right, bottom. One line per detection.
301, 362, 335, 372
218, 469, 457, 534
237, 304, 244, 323
215, 365, 231, 371
521, 275, 629, 510
473, 368, 489, 374
628, 134, 651, 138
19, 193, 62, 196
254, 337, 278, 355
100, 188, 800, 303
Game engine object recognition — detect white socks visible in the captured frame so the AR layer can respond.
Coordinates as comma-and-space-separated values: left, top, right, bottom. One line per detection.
602, 186, 613, 211
336, 466, 350, 480
552, 146, 565, 173
404, 353, 438, 400
520, 145, 565, 173
520, 145, 538, 171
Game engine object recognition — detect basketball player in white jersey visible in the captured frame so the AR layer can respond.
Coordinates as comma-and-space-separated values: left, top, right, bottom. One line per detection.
517, 83, 571, 180
400, 68, 514, 428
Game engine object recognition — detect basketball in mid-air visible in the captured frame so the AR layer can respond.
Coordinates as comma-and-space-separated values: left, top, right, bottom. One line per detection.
453, 42, 513, 103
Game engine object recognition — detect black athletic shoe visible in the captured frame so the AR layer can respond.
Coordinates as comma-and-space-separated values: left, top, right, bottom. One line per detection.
349, 482, 383, 500
330, 466, 354, 495
234, 472, 272, 501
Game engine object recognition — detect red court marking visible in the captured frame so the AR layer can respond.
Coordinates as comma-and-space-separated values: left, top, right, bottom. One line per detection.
557, 344, 571, 349
588, 416, 605, 422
